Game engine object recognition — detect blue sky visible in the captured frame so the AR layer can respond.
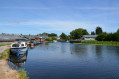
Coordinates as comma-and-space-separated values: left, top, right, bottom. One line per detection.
0, 0, 119, 35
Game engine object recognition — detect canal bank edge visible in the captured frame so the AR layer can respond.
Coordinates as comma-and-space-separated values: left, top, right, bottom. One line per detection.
74, 42, 119, 46
0, 45, 29, 79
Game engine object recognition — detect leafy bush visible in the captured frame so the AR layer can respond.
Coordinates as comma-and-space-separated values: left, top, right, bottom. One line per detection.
45, 37, 57, 42
96, 31, 119, 42
51, 37, 57, 40
96, 33, 107, 41
57, 39, 61, 42
45, 38, 53, 41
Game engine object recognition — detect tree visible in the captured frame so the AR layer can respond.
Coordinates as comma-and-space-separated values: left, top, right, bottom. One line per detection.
113, 32, 119, 41
91, 31, 95, 35
67, 35, 71, 40
60, 33, 67, 40
70, 28, 89, 39
96, 26, 103, 35
95, 28, 119, 42
48, 33, 57, 37
96, 33, 107, 41
105, 33, 113, 41
83, 29, 89, 35
117, 29, 119, 33
70, 28, 83, 39
42, 32, 48, 35
116, 30, 119, 41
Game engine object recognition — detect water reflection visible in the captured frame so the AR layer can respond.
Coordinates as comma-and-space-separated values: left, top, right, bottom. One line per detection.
9, 52, 28, 67
8, 43, 119, 79
95, 45, 103, 60
61, 43, 69, 53
70, 44, 88, 57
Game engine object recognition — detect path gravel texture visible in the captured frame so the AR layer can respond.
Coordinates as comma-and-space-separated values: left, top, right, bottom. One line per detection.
0, 45, 20, 79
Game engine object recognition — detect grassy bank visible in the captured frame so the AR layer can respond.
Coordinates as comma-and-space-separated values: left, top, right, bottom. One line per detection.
18, 69, 29, 79
45, 38, 61, 43
0, 44, 11, 47
0, 48, 10, 59
0, 44, 7, 47
75, 40, 119, 46
45, 40, 53, 43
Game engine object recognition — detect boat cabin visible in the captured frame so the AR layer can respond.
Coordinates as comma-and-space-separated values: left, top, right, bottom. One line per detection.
11, 42, 27, 48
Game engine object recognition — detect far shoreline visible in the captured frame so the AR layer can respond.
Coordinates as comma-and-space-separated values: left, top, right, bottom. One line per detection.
74, 43, 119, 46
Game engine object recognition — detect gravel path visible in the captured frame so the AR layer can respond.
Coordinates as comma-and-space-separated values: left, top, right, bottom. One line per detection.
0, 46, 10, 57
0, 46, 20, 79
0, 46, 9, 54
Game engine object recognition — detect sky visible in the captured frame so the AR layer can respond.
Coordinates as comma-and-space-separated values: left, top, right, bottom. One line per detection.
0, 0, 119, 35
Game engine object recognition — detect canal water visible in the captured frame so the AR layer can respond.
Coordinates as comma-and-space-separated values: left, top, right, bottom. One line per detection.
9, 42, 119, 79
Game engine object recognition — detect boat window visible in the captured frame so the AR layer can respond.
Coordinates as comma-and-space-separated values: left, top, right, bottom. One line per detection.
12, 44, 19, 47
21, 44, 24, 46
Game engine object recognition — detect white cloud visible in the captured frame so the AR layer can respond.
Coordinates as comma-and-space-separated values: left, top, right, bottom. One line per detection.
0, 7, 50, 10
74, 7, 119, 10
0, 20, 101, 32
0, 6, 119, 11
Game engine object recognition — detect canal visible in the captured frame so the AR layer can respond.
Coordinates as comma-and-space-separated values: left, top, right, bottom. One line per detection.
9, 42, 119, 79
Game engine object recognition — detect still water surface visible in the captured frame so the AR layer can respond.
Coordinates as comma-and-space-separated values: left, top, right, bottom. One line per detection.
9, 42, 119, 79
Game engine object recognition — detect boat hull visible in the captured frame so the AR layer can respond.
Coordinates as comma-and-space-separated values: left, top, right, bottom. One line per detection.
10, 47, 28, 56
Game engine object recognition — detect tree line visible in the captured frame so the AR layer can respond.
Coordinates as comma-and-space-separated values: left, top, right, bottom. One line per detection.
38, 26, 119, 42
90, 26, 119, 41
60, 27, 102, 40
96, 29, 119, 41
60, 26, 119, 42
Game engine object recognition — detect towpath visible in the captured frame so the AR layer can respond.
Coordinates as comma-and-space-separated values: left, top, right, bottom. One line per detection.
0, 45, 19, 79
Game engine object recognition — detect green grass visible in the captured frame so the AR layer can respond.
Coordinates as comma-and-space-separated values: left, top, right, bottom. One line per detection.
0, 44, 6, 47
0, 44, 10, 47
0, 48, 10, 59
75, 40, 119, 46
18, 69, 29, 79
45, 41, 53, 43
57, 39, 61, 42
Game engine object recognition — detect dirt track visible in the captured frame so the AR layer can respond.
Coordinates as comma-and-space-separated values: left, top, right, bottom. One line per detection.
0, 46, 20, 79
0, 46, 9, 54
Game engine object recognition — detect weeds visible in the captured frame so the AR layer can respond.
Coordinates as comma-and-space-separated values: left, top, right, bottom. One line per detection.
18, 69, 29, 79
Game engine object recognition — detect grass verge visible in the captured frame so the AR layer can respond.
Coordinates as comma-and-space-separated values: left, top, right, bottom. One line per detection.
18, 69, 29, 79
45, 41, 53, 43
75, 40, 119, 46
0, 44, 6, 47
0, 44, 10, 47
0, 48, 10, 59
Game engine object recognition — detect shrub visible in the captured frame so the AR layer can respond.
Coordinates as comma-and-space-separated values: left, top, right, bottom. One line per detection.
45, 38, 53, 41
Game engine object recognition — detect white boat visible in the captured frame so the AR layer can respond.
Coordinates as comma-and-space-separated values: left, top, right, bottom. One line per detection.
10, 42, 28, 56
53, 40, 57, 43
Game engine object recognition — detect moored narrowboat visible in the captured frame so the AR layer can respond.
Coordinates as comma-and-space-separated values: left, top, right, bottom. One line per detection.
10, 42, 28, 56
